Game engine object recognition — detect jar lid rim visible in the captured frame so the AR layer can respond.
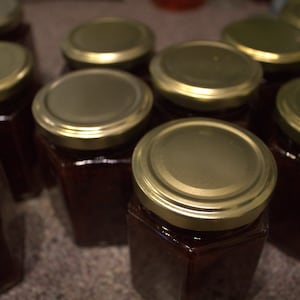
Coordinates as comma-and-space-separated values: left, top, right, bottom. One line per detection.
132, 118, 277, 231
32, 69, 153, 150
150, 40, 262, 111
61, 17, 154, 69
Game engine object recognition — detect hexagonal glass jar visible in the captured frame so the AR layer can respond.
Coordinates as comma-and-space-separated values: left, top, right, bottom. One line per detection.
128, 118, 277, 300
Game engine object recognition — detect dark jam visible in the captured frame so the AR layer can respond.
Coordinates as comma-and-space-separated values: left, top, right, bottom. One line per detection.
251, 73, 294, 142
0, 163, 24, 293
0, 23, 37, 62
152, 0, 205, 10
36, 133, 135, 246
1, 23, 32, 48
128, 196, 267, 300
268, 126, 300, 259
62, 53, 153, 85
0, 82, 42, 201
152, 92, 253, 129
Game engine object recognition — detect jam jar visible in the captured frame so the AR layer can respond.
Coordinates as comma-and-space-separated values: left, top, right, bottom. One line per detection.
0, 161, 24, 293
149, 41, 262, 129
222, 14, 300, 141
61, 17, 154, 81
0, 41, 42, 201
268, 78, 300, 259
128, 118, 277, 300
0, 0, 35, 53
32, 69, 153, 246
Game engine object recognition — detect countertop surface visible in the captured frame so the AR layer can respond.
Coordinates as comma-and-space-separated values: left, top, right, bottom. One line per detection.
1, 0, 300, 299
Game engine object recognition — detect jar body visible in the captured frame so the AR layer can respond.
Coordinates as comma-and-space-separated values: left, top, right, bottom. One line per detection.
0, 163, 24, 293
268, 127, 300, 258
128, 196, 268, 300
0, 86, 42, 201
36, 133, 134, 246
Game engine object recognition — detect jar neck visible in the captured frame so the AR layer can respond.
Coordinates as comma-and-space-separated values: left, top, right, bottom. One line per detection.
129, 195, 260, 245
36, 129, 137, 160
155, 92, 250, 123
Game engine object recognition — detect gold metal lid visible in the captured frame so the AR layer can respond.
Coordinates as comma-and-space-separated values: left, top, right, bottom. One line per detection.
0, 0, 22, 34
222, 14, 300, 72
150, 40, 262, 111
0, 41, 32, 102
132, 118, 277, 231
276, 78, 300, 145
61, 17, 154, 70
32, 69, 153, 150
280, 0, 300, 29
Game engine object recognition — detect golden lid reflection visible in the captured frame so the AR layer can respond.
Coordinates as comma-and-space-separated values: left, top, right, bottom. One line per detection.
0, 0, 22, 34
132, 118, 277, 231
222, 15, 300, 66
276, 78, 300, 145
150, 40, 262, 111
0, 41, 32, 102
32, 69, 153, 150
62, 17, 154, 70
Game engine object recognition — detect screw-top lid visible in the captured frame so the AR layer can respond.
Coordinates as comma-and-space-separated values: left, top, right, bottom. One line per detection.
132, 118, 277, 231
276, 78, 300, 145
0, 0, 22, 35
280, 0, 300, 29
150, 40, 262, 111
222, 14, 300, 73
62, 17, 154, 70
0, 41, 32, 102
32, 69, 153, 150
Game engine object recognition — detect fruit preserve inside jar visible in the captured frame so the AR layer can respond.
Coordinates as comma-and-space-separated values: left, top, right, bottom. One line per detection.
149, 41, 262, 129
0, 42, 42, 200
129, 118, 277, 300
33, 69, 153, 246
0, 162, 24, 293
268, 78, 300, 259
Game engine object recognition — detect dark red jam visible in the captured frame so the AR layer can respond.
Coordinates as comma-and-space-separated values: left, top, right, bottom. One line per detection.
152, 91, 253, 129
128, 196, 267, 300
268, 126, 300, 259
152, 0, 205, 10
0, 23, 35, 54
0, 163, 24, 293
251, 74, 296, 142
61, 57, 152, 85
0, 82, 42, 201
35, 131, 135, 246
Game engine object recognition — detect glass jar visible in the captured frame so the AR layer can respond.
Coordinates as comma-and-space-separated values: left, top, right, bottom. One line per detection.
0, 0, 35, 53
222, 14, 300, 141
0, 41, 42, 201
128, 118, 277, 300
268, 78, 300, 259
149, 41, 262, 130
0, 161, 24, 293
32, 69, 153, 246
61, 17, 154, 81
